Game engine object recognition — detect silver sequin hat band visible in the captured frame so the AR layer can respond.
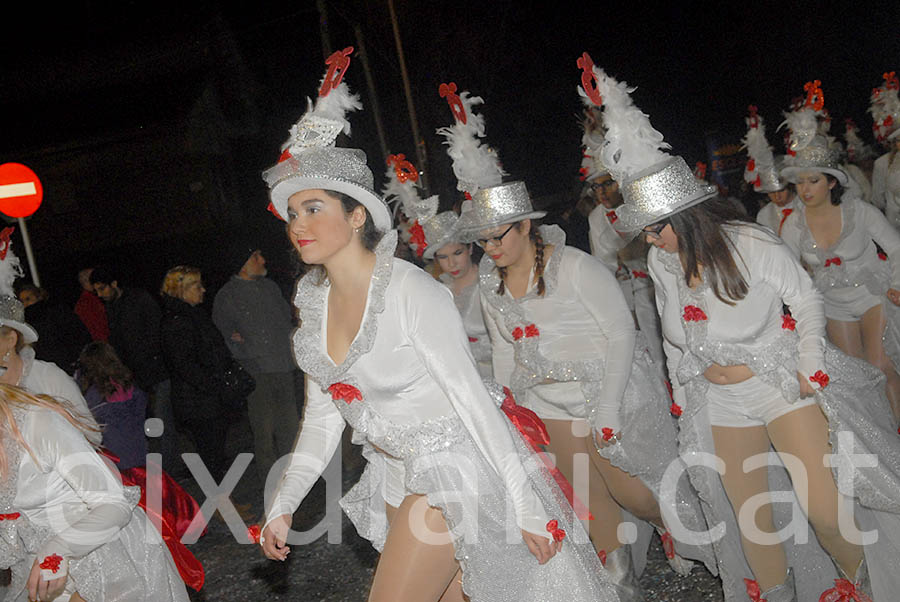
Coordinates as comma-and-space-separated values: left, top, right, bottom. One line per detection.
755, 159, 786, 193
0, 295, 37, 343
615, 156, 718, 231
422, 211, 461, 259
456, 181, 546, 242
263, 146, 393, 232
780, 135, 849, 186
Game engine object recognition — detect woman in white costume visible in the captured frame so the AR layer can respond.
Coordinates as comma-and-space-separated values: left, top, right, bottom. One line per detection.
779, 81, 900, 426
257, 55, 618, 602
597, 65, 900, 601
870, 71, 900, 225
0, 385, 189, 602
742, 106, 797, 237
445, 73, 713, 600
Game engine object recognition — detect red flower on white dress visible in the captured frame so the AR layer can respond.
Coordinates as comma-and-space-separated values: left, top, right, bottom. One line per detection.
468, 336, 478, 343
597, 550, 607, 566
545, 519, 566, 542
682, 305, 708, 322
632, 270, 648, 279
824, 257, 842, 267
601, 427, 614, 441
818, 578, 873, 602
878, 251, 888, 261
40, 554, 63, 574
524, 324, 540, 338
782, 314, 797, 330
670, 402, 683, 417
660, 531, 675, 560
247, 524, 261, 544
809, 371, 830, 389
743, 578, 765, 602
328, 383, 363, 404
606, 210, 618, 224
0, 513, 20, 521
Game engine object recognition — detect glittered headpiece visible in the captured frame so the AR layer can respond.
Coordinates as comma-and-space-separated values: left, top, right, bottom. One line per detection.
576, 52, 716, 231
382, 153, 442, 258
262, 47, 392, 232
437, 83, 543, 239
869, 71, 900, 143
843, 118, 877, 163
0, 228, 36, 344
579, 107, 609, 182
742, 105, 785, 193
780, 81, 849, 185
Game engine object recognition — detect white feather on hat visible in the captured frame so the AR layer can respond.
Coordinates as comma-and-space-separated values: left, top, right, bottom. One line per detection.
579, 107, 609, 181
844, 119, 877, 162
381, 154, 439, 258
436, 90, 506, 197
869, 72, 900, 142
741, 107, 777, 190
577, 66, 670, 184
284, 80, 362, 156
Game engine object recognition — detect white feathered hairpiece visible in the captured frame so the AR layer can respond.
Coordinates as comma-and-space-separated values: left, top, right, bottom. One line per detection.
436, 82, 506, 197
576, 54, 670, 184
869, 71, 900, 142
382, 154, 438, 257
741, 106, 776, 189
579, 107, 608, 181
779, 80, 825, 152
0, 229, 23, 299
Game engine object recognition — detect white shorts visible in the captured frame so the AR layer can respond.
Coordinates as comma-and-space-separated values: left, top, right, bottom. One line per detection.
823, 286, 882, 322
706, 376, 817, 428
382, 453, 408, 508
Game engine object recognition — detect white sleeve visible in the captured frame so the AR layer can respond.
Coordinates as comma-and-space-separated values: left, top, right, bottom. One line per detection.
647, 251, 684, 388
30, 411, 133, 563
481, 294, 515, 387
263, 378, 345, 528
587, 206, 625, 272
571, 252, 635, 431
403, 271, 550, 538
38, 366, 102, 447
859, 201, 900, 290
751, 235, 826, 382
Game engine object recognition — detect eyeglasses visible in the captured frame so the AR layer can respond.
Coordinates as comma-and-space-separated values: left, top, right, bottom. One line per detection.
642, 221, 669, 239
590, 179, 617, 191
475, 224, 516, 248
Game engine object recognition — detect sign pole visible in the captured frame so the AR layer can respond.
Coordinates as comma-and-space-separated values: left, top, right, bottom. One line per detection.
16, 217, 39, 287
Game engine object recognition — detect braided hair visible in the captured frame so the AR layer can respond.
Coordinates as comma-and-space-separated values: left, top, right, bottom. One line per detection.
497, 223, 546, 297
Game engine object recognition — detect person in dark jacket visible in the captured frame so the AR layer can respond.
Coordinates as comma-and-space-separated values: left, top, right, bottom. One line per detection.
159, 265, 232, 481
90, 265, 178, 473
19, 283, 92, 374
77, 340, 148, 470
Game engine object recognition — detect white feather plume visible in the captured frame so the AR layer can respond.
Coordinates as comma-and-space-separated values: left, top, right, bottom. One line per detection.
741, 113, 776, 187
579, 107, 608, 180
311, 80, 362, 136
779, 106, 821, 152
382, 161, 438, 225
437, 92, 505, 196
578, 67, 670, 183
284, 80, 362, 154
0, 244, 23, 299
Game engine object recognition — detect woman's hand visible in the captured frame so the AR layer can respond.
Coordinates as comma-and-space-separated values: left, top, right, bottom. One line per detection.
260, 514, 292, 562
27, 557, 67, 602
887, 288, 900, 307
522, 529, 560, 564
593, 428, 622, 449
797, 372, 816, 398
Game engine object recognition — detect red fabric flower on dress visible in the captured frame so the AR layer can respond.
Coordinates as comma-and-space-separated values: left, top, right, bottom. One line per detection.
818, 578, 873, 602
744, 578, 766, 602
601, 427, 614, 441
247, 524, 261, 544
670, 402, 683, 417
878, 251, 888, 261
40, 554, 63, 574
0, 513, 20, 521
682, 305, 708, 322
408, 221, 427, 258
328, 383, 363, 404
512, 327, 524, 340
468, 336, 478, 343
606, 210, 618, 224
660, 531, 675, 560
632, 270, 648, 279
597, 550, 607, 566
525, 324, 539, 338
782, 314, 797, 330
824, 257, 842, 267
809, 371, 830, 389
545, 519, 566, 542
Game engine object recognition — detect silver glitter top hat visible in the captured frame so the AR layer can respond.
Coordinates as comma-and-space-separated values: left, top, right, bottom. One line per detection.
0, 295, 37, 344
779, 80, 848, 186
614, 156, 718, 232
0, 234, 37, 344
262, 50, 392, 232
456, 182, 546, 242
421, 211, 461, 259
780, 134, 849, 185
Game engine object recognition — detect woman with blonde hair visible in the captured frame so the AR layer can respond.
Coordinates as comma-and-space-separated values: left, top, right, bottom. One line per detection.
0, 384, 189, 601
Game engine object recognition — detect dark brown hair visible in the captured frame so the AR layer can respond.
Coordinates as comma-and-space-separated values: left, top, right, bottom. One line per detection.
77, 341, 134, 399
667, 200, 755, 306
825, 175, 844, 205
497, 222, 546, 297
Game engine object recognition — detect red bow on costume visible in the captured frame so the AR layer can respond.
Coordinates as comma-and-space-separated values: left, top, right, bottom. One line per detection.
682, 305, 708, 322
818, 578, 873, 602
39, 554, 63, 574
778, 208, 794, 234
578, 167, 588, 182
744, 578, 767, 602
670, 402, 683, 417
328, 383, 363, 404
468, 336, 478, 343
660, 531, 676, 560
597, 550, 607, 565
632, 270, 648, 279
825, 257, 842, 267
600, 427, 614, 441
782, 314, 797, 330
500, 388, 592, 521
512, 324, 540, 340
878, 251, 888, 261
408, 221, 427, 258
545, 519, 567, 542
809, 370, 830, 389
247, 524, 261, 544
606, 210, 618, 224
0, 512, 20, 521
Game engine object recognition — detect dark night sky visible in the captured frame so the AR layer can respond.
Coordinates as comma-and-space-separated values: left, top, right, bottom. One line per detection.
0, 0, 898, 293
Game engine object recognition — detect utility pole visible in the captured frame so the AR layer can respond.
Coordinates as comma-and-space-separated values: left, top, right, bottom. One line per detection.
354, 24, 389, 167
316, 0, 332, 58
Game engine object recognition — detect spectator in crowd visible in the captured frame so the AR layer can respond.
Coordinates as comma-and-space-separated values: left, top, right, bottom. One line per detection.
75, 267, 110, 341
19, 282, 92, 373
213, 245, 299, 485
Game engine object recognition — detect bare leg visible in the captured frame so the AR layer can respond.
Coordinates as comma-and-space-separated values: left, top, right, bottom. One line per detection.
860, 304, 900, 422
712, 424, 788, 591
70, 594, 86, 602
543, 419, 662, 553
826, 318, 864, 359
766, 405, 864, 578
368, 494, 461, 602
